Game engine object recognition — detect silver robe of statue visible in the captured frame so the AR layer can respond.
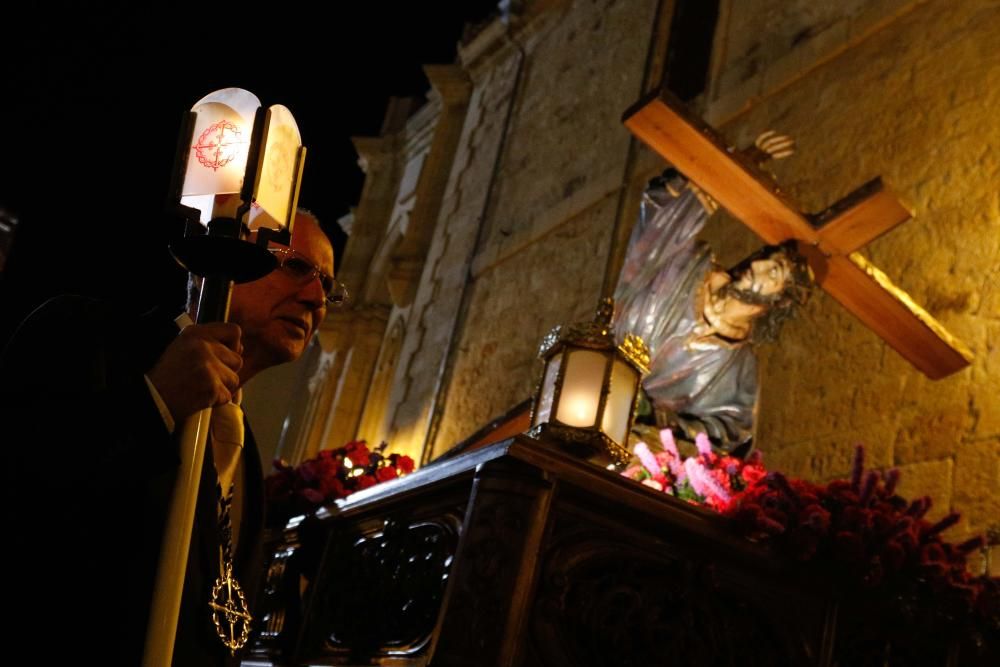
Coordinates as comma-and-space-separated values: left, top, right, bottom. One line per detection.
613, 179, 756, 451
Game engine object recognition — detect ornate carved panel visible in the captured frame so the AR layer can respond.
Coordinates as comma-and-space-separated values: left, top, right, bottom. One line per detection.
298, 511, 463, 661
526, 508, 816, 666
431, 456, 554, 664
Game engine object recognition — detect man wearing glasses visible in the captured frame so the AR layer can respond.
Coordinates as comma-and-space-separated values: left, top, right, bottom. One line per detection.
1, 209, 339, 665
150, 210, 340, 419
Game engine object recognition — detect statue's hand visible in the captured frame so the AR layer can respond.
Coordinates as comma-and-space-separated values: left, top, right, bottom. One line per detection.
754, 130, 795, 161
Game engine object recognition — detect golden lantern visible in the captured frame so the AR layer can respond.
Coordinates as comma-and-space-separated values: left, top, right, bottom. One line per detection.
529, 298, 649, 466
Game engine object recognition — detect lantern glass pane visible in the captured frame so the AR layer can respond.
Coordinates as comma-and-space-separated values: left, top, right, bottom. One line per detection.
179, 89, 261, 224
249, 104, 303, 232
182, 103, 258, 198
601, 359, 639, 446
533, 353, 562, 427
555, 349, 607, 428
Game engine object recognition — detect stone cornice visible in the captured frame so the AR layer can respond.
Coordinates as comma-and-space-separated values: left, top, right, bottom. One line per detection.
351, 135, 395, 174
424, 64, 473, 107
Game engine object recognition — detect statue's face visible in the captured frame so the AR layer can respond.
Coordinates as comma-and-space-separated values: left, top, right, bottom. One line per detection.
732, 255, 790, 297
702, 271, 765, 341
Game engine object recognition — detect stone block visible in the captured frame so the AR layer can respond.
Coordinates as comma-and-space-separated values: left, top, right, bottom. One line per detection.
848, 0, 917, 41
893, 386, 975, 464
799, 18, 850, 71
952, 439, 1000, 535
895, 458, 954, 523
762, 433, 892, 484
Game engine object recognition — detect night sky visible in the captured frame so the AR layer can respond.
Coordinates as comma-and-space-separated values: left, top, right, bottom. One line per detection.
0, 2, 497, 341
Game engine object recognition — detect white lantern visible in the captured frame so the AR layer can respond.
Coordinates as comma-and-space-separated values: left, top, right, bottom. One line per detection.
168, 89, 307, 283
529, 298, 649, 467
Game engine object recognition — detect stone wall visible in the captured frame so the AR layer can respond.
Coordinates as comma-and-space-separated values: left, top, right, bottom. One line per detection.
382, 37, 525, 461
700, 0, 1000, 541
329, 0, 998, 555
427, 0, 661, 456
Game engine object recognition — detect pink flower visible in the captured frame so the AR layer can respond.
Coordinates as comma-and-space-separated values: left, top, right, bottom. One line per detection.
685, 457, 730, 506
635, 441, 662, 478
658, 429, 685, 478
621, 464, 643, 479
684, 457, 709, 498
694, 432, 712, 455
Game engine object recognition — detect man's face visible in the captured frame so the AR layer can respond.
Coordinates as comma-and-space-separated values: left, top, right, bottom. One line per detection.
733, 255, 790, 297
229, 214, 333, 380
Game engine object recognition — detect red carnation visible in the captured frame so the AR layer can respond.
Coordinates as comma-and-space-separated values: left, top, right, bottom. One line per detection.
376, 466, 398, 482
741, 464, 767, 486
319, 476, 348, 500
396, 455, 415, 474
347, 445, 371, 468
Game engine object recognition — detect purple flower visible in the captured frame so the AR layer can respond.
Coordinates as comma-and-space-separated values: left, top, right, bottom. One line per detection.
925, 512, 960, 537
635, 441, 661, 478
695, 432, 713, 460
859, 470, 880, 505
850, 444, 865, 492
685, 457, 730, 503
883, 468, 900, 496
956, 536, 986, 554
658, 429, 685, 478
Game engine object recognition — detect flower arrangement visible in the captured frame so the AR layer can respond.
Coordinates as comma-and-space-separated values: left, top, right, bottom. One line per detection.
622, 431, 999, 635
265, 440, 415, 518
622, 430, 767, 512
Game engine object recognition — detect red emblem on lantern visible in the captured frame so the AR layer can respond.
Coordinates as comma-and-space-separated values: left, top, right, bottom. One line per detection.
194, 120, 244, 171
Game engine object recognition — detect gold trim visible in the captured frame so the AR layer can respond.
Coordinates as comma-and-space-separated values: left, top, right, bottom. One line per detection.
209, 564, 252, 655
528, 422, 631, 467
618, 333, 650, 374
537, 299, 650, 376
848, 253, 974, 363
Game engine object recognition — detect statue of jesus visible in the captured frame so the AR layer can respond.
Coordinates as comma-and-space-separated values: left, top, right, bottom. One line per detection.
614, 133, 811, 455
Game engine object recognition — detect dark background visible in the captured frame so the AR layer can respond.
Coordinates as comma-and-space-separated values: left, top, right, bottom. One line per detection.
0, 2, 497, 342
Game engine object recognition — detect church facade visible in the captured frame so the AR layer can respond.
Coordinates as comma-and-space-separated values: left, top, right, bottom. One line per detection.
278, 0, 999, 567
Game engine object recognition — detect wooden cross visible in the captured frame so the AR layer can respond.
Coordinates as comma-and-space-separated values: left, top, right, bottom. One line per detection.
622, 88, 972, 380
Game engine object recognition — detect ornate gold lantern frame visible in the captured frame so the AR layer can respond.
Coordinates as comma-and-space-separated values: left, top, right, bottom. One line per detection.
528, 298, 649, 467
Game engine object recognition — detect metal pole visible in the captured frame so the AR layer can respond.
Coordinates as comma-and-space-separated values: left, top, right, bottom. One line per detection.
143, 239, 234, 666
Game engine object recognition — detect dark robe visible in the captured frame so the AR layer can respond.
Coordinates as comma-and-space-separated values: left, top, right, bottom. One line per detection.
0, 295, 265, 666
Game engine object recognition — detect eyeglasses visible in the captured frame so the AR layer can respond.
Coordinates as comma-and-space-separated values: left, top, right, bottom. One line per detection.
268, 247, 349, 307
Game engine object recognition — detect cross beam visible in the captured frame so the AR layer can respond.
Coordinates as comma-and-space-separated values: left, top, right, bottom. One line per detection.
622, 88, 972, 380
